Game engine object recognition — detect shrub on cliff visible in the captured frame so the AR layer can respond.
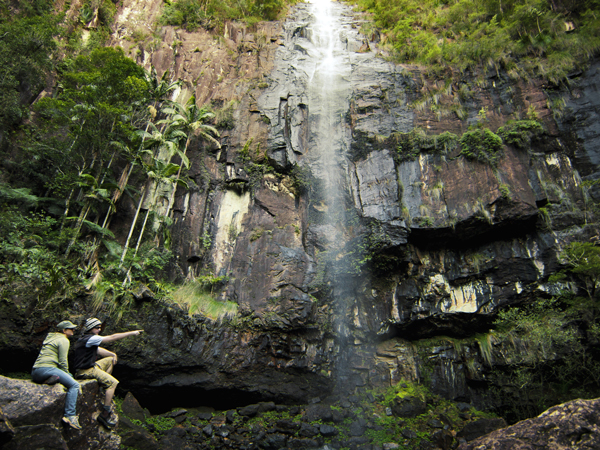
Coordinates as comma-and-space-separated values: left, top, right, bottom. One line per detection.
349, 0, 600, 83
459, 128, 503, 166
497, 119, 545, 149
160, 0, 295, 30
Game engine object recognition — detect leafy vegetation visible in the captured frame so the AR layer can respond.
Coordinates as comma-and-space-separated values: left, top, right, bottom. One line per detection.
0, 7, 60, 132
160, 0, 296, 30
459, 128, 503, 166
488, 241, 600, 421
497, 119, 545, 149
348, 0, 600, 83
171, 278, 238, 319
0, 2, 223, 318
391, 113, 544, 166
394, 128, 459, 163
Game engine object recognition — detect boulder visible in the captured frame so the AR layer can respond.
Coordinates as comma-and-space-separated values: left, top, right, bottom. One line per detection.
391, 395, 427, 418
0, 405, 15, 445
121, 392, 149, 422
118, 416, 159, 450
304, 404, 333, 422
2, 424, 68, 450
0, 375, 120, 450
458, 398, 600, 449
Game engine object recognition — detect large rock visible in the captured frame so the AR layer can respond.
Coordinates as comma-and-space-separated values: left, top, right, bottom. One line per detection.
0, 405, 15, 445
0, 376, 120, 450
458, 398, 600, 449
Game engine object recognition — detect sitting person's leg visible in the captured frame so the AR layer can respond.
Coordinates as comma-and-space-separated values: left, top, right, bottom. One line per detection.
77, 360, 119, 428
31, 367, 81, 428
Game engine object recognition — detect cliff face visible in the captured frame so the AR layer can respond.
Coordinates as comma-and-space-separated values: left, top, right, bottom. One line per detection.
2, 0, 600, 416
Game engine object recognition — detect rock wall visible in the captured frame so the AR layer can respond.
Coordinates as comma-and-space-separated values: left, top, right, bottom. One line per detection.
2, 0, 600, 418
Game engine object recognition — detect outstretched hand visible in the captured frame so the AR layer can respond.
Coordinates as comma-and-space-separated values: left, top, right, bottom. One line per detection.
132, 330, 144, 336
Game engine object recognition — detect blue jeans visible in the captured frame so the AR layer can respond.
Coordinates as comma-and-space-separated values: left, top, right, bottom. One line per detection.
31, 367, 79, 417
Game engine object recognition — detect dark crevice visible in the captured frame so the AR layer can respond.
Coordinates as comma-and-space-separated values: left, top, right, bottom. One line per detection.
408, 215, 539, 250
120, 384, 266, 415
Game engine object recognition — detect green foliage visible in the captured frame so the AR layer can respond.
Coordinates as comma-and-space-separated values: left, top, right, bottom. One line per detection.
382, 380, 428, 406
497, 119, 545, 149
171, 279, 238, 319
0, 12, 60, 131
393, 128, 458, 163
160, 0, 293, 30
560, 242, 600, 302
459, 128, 503, 166
250, 227, 265, 242
289, 164, 312, 196
349, 0, 600, 83
213, 100, 237, 130
145, 415, 177, 432
493, 297, 578, 363
499, 183, 511, 199
0, 207, 78, 300
491, 294, 600, 421
391, 119, 545, 168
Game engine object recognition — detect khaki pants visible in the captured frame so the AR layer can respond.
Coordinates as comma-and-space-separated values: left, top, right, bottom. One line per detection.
76, 357, 118, 389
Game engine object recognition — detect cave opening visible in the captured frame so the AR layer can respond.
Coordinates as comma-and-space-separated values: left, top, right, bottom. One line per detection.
121, 384, 269, 415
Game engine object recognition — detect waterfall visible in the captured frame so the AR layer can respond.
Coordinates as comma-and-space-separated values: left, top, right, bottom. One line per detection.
259, 0, 371, 396
304, 0, 357, 394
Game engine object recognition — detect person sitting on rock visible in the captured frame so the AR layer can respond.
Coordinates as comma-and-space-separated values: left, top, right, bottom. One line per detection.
72, 317, 143, 429
31, 320, 82, 430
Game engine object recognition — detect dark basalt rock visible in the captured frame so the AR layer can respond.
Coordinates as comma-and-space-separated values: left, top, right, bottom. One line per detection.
458, 398, 600, 450
121, 391, 149, 423
119, 416, 159, 450
391, 395, 427, 418
456, 417, 507, 442
0, 376, 119, 450
319, 424, 338, 437
0, 406, 15, 445
304, 404, 333, 422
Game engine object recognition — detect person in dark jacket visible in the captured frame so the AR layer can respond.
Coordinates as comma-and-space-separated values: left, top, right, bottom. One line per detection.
31, 320, 82, 430
73, 317, 143, 429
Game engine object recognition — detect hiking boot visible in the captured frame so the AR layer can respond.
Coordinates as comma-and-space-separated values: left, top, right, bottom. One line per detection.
43, 375, 60, 385
97, 411, 116, 429
62, 415, 82, 430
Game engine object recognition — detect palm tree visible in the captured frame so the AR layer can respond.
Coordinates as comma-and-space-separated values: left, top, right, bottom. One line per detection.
121, 158, 182, 285
115, 69, 182, 265
161, 95, 220, 218
64, 173, 117, 256
119, 120, 184, 269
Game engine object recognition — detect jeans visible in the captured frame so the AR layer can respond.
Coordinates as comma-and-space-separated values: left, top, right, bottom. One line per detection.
31, 367, 79, 417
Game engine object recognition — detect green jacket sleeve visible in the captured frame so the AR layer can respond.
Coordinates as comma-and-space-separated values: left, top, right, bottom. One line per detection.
56, 337, 70, 373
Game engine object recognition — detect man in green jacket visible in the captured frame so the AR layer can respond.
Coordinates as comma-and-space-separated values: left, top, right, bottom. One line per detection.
31, 320, 82, 430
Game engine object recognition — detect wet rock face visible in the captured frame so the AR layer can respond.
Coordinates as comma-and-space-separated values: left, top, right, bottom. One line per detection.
457, 397, 600, 450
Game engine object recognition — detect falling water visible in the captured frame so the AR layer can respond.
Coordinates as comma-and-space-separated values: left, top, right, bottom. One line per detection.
259, 0, 371, 395
304, 0, 356, 393
306, 0, 352, 213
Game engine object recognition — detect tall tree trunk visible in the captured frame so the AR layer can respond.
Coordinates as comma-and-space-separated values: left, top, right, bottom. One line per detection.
119, 183, 147, 268
65, 203, 91, 256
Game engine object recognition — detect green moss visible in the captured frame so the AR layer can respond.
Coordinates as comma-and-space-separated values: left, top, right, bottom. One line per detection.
459, 128, 503, 166
393, 128, 459, 163
145, 415, 177, 432
497, 120, 545, 149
